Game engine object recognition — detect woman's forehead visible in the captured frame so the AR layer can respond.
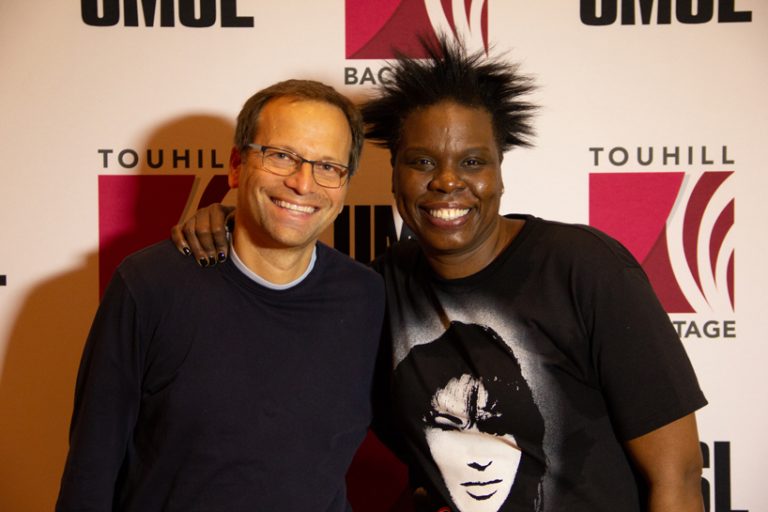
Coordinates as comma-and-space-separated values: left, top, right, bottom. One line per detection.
398, 101, 495, 150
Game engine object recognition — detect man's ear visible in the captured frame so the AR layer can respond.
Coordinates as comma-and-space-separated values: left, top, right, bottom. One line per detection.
228, 146, 242, 188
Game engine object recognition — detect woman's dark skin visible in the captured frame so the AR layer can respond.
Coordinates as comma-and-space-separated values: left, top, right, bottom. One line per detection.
172, 101, 705, 512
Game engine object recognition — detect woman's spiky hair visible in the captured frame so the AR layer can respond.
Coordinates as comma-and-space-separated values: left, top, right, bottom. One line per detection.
362, 35, 537, 158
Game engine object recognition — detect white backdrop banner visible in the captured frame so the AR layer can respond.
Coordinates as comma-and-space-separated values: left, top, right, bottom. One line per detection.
1, 1, 765, 510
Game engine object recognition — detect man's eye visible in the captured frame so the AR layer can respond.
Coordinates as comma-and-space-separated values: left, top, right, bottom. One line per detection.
273, 151, 294, 161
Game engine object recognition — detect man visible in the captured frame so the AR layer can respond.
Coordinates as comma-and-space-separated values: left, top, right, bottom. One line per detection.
175, 38, 706, 511
57, 80, 385, 511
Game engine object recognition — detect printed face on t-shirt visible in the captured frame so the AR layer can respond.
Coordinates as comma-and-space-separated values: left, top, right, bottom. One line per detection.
424, 374, 522, 512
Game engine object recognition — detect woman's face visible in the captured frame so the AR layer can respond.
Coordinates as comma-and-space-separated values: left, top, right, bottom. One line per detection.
392, 102, 505, 267
424, 375, 521, 512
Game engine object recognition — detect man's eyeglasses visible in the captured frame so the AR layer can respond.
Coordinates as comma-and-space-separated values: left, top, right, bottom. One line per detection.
247, 144, 350, 189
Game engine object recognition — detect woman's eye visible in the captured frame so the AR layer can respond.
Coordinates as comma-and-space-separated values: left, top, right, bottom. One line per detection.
410, 158, 435, 170
463, 158, 484, 168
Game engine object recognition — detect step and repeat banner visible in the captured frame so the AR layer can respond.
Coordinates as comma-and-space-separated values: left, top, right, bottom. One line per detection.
1, 1, 766, 510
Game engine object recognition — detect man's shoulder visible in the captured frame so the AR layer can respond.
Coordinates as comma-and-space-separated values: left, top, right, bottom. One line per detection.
317, 242, 383, 284
116, 239, 202, 287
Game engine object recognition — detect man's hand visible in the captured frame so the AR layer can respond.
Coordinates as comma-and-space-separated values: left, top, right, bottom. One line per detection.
625, 413, 705, 512
171, 203, 235, 266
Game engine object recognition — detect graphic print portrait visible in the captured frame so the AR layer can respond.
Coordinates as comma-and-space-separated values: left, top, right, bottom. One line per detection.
393, 322, 545, 511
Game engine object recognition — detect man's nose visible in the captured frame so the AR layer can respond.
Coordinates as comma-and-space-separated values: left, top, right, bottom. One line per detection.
284, 161, 315, 194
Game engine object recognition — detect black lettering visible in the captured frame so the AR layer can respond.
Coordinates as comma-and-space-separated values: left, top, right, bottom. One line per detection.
589, 147, 604, 166
701, 442, 711, 512
118, 149, 139, 168
0, 275, 6, 286
221, 0, 253, 26
82, 0, 120, 26
360, 67, 376, 85
128, 0, 173, 26
344, 67, 358, 85
663, 146, 680, 165
334, 206, 351, 256
160, 0, 174, 26
677, 0, 714, 23
173, 149, 190, 168
147, 149, 163, 168
703, 320, 720, 337
723, 145, 734, 165
125, 0, 159, 26
637, 146, 653, 165
671, 320, 685, 337
98, 148, 114, 167
719, 0, 751, 22
334, 205, 397, 261
377, 66, 392, 85
723, 320, 736, 338
702, 146, 714, 165
354, 205, 372, 263
211, 149, 224, 168
581, 0, 617, 25
608, 147, 629, 166
684, 320, 701, 338
179, 0, 216, 27
622, 0, 671, 24
714, 441, 748, 512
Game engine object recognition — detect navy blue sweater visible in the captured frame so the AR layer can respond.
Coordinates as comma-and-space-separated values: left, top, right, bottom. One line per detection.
57, 241, 385, 511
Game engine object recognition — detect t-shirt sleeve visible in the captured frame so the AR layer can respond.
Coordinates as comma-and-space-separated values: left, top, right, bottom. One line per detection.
56, 270, 144, 511
586, 243, 707, 441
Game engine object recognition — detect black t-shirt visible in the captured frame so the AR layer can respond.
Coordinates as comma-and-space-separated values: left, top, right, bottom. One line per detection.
373, 215, 707, 512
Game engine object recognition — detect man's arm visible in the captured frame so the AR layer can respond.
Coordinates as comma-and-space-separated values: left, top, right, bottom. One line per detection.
56, 273, 143, 511
171, 203, 234, 266
624, 413, 704, 512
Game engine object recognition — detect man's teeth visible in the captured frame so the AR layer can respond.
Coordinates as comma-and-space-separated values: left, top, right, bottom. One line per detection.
428, 208, 470, 221
274, 199, 315, 214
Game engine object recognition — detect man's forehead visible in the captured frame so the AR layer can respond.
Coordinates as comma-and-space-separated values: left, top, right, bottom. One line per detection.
254, 96, 352, 160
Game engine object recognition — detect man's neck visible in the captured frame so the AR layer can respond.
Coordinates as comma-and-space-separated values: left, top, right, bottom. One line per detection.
231, 228, 316, 285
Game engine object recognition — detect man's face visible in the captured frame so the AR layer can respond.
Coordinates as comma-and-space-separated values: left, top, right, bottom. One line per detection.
392, 101, 503, 259
230, 97, 351, 250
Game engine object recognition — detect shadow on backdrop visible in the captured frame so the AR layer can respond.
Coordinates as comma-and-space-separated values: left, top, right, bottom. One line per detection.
0, 109, 412, 511
0, 114, 232, 512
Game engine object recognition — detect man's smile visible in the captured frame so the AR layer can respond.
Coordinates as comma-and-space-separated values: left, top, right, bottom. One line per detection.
272, 198, 317, 215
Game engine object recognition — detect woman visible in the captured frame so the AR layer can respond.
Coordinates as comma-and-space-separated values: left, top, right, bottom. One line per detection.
173, 37, 707, 512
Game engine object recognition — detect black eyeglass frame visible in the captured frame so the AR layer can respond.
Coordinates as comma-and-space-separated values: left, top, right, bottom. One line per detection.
246, 143, 350, 189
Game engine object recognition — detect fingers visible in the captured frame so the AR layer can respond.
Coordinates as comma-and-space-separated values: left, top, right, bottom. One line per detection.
172, 204, 234, 267
180, 215, 216, 267
209, 205, 232, 264
171, 223, 192, 257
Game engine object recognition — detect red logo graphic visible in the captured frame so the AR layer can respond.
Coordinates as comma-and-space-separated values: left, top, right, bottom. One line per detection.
98, 174, 229, 296
590, 172, 735, 314
345, 0, 488, 59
